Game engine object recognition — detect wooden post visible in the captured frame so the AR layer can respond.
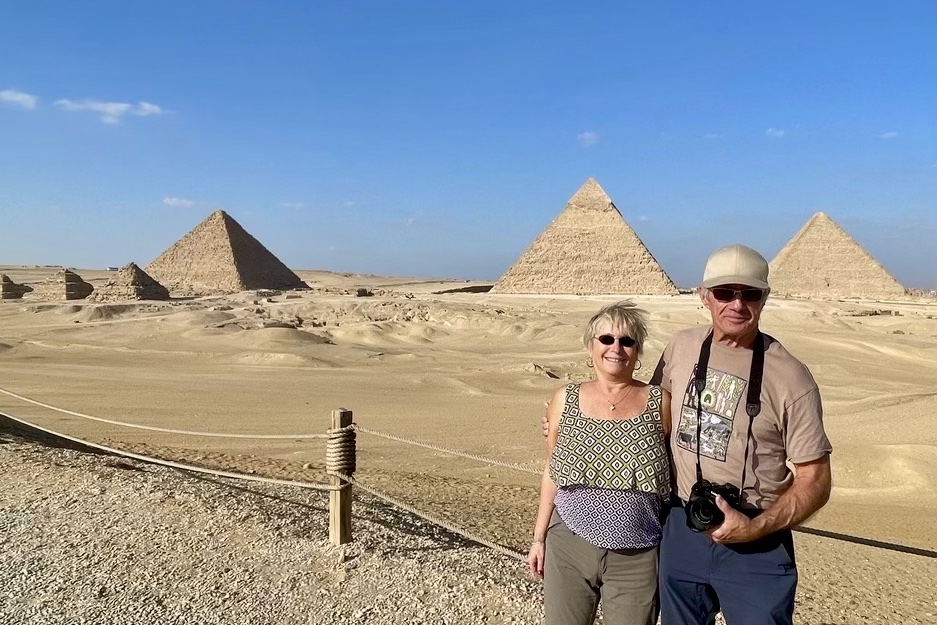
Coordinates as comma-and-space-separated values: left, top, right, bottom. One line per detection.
329, 408, 353, 545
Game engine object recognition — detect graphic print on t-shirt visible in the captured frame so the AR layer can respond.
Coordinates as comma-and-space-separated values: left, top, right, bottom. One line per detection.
675, 365, 746, 462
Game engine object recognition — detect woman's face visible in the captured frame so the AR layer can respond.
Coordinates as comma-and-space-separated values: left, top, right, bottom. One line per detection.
588, 320, 639, 380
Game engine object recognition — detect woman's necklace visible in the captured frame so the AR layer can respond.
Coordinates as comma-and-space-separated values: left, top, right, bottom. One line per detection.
600, 383, 635, 411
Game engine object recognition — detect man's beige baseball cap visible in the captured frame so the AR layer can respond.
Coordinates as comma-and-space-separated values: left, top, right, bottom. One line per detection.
701, 244, 770, 290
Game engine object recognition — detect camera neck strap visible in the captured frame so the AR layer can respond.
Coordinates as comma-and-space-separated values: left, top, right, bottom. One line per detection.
693, 329, 765, 491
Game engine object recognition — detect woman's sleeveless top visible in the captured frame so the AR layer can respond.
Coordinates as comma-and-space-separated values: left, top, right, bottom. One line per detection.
550, 383, 670, 549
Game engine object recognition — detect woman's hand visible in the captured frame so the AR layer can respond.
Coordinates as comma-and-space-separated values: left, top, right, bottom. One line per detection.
527, 540, 546, 577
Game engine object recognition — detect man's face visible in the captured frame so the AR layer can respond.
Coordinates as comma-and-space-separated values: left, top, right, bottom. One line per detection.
700, 283, 767, 343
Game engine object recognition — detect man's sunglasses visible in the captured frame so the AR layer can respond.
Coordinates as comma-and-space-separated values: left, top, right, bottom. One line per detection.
595, 334, 637, 348
710, 287, 765, 303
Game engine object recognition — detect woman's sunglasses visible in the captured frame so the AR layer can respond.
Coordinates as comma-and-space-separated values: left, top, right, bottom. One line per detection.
595, 334, 637, 348
710, 287, 765, 303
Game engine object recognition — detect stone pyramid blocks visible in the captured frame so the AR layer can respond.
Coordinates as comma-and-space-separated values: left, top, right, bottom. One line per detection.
0, 274, 32, 300
87, 262, 170, 302
146, 210, 308, 295
769, 212, 906, 299
35, 269, 94, 300
492, 178, 677, 295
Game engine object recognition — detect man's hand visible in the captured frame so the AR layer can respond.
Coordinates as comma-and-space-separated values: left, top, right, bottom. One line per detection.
707, 495, 765, 544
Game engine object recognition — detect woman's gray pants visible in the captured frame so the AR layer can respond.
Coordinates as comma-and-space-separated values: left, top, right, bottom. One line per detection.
544, 510, 659, 625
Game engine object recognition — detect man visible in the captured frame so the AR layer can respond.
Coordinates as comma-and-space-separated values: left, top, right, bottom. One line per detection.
541, 244, 832, 624
651, 243, 831, 624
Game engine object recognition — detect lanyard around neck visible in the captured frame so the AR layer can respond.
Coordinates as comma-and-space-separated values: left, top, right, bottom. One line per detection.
693, 330, 765, 491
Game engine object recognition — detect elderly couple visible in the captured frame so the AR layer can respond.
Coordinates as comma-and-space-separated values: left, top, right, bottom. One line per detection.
528, 244, 833, 625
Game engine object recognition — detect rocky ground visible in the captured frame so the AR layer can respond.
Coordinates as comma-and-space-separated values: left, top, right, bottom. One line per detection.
0, 430, 542, 625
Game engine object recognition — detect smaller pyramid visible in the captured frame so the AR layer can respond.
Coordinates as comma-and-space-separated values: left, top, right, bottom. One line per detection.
35, 269, 94, 300
492, 178, 677, 295
146, 210, 308, 295
87, 262, 170, 302
0, 274, 32, 299
769, 212, 906, 299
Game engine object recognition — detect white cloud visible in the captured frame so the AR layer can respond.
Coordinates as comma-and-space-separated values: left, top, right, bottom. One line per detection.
765, 128, 786, 138
55, 98, 165, 124
638, 215, 650, 222
0, 88, 38, 109
163, 197, 195, 208
343, 201, 355, 208
134, 101, 163, 116
879, 131, 898, 139
703, 133, 722, 140
576, 131, 600, 148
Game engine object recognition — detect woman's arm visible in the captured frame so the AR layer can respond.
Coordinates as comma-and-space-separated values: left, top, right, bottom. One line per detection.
528, 386, 565, 576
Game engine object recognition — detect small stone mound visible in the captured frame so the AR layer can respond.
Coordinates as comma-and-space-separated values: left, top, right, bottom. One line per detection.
35, 269, 94, 301
0, 274, 32, 300
87, 263, 170, 302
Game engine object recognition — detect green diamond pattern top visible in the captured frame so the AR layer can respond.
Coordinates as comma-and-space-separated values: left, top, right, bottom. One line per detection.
550, 383, 670, 497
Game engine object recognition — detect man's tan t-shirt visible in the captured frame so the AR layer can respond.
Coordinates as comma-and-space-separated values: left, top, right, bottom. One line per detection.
652, 326, 832, 509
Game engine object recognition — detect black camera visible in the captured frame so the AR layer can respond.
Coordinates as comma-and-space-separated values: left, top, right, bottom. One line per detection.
685, 480, 742, 533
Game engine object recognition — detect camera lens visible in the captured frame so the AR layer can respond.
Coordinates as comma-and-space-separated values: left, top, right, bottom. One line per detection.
687, 498, 724, 533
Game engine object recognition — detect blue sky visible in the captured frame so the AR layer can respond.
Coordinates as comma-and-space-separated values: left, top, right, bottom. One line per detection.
2, 1, 935, 288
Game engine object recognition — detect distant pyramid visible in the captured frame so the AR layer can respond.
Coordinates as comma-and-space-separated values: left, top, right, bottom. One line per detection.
492, 178, 677, 294
88, 262, 170, 302
35, 269, 94, 300
0, 274, 32, 299
146, 210, 307, 295
769, 212, 906, 299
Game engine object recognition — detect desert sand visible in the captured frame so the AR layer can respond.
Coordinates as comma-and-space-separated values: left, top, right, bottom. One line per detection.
1, 264, 936, 623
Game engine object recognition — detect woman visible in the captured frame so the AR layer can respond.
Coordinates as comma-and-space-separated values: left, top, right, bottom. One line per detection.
527, 301, 671, 625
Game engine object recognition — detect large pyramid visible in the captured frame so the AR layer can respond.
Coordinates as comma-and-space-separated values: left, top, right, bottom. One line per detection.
492, 178, 677, 295
769, 212, 906, 299
88, 262, 170, 302
146, 210, 307, 295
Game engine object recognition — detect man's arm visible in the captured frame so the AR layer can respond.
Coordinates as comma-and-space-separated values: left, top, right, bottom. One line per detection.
709, 455, 831, 544
528, 387, 564, 576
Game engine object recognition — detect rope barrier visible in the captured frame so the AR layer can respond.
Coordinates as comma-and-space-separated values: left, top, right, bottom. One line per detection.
1, 409, 523, 562
0, 411, 336, 492
793, 525, 937, 559
353, 424, 542, 476
0, 386, 328, 439
4, 387, 933, 562
326, 424, 357, 476
335, 471, 526, 563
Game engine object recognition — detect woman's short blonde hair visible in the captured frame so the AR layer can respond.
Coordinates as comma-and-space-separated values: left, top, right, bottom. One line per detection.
582, 300, 649, 354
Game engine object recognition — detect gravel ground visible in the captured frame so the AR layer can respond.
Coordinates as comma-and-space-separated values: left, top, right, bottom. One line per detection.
2, 428, 935, 625
0, 430, 541, 625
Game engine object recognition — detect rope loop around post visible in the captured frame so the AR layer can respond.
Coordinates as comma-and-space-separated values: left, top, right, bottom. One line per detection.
326, 423, 356, 476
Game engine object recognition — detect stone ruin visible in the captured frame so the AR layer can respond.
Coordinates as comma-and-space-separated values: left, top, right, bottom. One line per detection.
87, 262, 170, 302
0, 274, 32, 300
35, 269, 94, 300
